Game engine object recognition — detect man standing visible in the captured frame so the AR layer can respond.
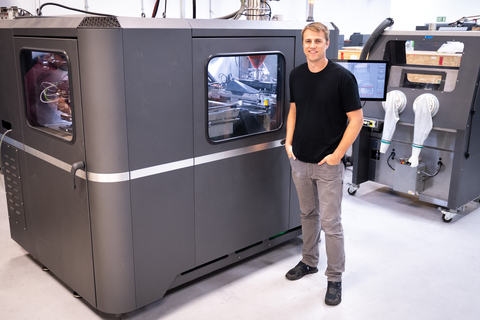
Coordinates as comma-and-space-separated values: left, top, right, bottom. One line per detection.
285, 22, 363, 306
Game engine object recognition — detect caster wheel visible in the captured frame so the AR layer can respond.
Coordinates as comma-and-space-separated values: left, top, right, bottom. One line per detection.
442, 214, 452, 223
347, 187, 357, 196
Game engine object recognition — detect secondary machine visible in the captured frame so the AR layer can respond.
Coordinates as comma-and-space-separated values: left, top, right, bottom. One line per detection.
0, 16, 339, 314
348, 29, 480, 222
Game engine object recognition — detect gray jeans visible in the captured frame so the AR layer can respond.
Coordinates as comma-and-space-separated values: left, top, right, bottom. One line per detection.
290, 158, 345, 282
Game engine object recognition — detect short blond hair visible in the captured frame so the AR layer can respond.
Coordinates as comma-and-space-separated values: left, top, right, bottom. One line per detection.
301, 22, 330, 43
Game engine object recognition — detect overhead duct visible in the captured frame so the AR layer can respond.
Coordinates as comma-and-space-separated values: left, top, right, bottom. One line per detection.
246, 0, 268, 20
359, 17, 394, 60
306, 0, 314, 22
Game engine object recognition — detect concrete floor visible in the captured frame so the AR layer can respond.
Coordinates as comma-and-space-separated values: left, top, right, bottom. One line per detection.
1, 169, 480, 320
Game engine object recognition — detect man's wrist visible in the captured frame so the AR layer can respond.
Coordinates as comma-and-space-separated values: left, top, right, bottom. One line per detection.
331, 152, 344, 164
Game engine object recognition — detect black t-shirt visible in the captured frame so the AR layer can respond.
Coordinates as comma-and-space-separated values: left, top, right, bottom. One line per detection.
289, 60, 361, 163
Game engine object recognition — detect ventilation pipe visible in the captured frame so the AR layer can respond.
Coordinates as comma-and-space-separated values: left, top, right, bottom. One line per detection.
359, 18, 394, 60
306, 0, 314, 22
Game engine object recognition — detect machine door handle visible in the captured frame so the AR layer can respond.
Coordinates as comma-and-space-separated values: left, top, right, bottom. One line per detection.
71, 161, 85, 190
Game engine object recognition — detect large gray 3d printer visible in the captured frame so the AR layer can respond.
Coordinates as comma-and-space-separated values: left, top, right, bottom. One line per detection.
0, 16, 339, 314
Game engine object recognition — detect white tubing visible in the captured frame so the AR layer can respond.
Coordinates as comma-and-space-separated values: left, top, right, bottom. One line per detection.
380, 90, 407, 153
409, 93, 439, 167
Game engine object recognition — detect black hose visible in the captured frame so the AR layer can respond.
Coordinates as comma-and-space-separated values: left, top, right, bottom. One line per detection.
387, 150, 396, 172
420, 161, 443, 181
152, 0, 160, 17
193, 0, 196, 19
37, 2, 115, 17
359, 17, 394, 60
162, 0, 168, 18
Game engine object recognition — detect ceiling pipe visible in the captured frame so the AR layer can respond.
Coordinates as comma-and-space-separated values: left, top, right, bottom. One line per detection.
306, 0, 314, 22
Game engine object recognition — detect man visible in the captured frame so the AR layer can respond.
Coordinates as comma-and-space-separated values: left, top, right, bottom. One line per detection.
285, 22, 363, 306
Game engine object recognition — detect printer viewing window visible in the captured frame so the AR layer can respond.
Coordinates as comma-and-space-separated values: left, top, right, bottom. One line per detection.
21, 50, 73, 141
207, 52, 285, 142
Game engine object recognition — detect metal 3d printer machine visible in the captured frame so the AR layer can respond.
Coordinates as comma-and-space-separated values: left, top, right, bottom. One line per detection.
0, 15, 340, 314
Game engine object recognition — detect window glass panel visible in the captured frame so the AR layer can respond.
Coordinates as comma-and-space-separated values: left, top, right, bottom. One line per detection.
384, 40, 463, 92
22, 50, 73, 141
405, 40, 463, 67
406, 74, 442, 84
400, 70, 447, 91
207, 53, 284, 142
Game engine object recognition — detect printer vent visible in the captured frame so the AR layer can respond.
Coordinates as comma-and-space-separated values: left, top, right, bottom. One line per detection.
78, 16, 121, 28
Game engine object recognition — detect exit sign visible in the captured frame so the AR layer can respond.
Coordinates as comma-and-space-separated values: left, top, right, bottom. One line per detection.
437, 16, 446, 22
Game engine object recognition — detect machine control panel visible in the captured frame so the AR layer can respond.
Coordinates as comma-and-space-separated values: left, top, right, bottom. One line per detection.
363, 118, 383, 132
1, 143, 26, 230
363, 119, 378, 128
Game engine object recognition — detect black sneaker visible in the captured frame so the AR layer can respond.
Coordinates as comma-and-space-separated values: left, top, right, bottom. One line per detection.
325, 281, 342, 306
285, 261, 318, 280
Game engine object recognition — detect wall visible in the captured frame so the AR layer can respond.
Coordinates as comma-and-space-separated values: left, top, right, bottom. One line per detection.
2, 0, 478, 41
389, 0, 479, 31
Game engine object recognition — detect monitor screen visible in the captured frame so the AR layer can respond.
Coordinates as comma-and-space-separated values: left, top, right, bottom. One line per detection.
334, 60, 389, 101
